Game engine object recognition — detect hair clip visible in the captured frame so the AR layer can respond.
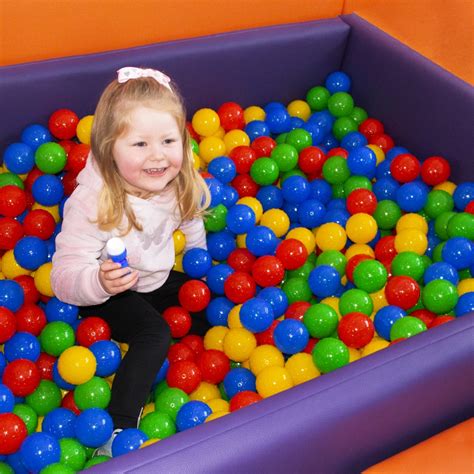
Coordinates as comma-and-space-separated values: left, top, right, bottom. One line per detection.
117, 67, 172, 91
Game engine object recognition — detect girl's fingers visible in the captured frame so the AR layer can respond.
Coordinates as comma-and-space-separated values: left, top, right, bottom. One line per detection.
102, 266, 133, 281
111, 270, 139, 292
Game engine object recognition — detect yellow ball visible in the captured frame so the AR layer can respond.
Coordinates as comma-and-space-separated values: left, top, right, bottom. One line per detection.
287, 100, 311, 121
458, 279, 474, 296
320, 297, 341, 319
206, 398, 229, 413
1, 250, 31, 279
366, 144, 385, 165
36, 416, 44, 432
394, 228, 428, 255
285, 353, 320, 385
260, 209, 290, 238
348, 347, 361, 363
76, 115, 94, 145
286, 227, 316, 254
396, 213, 428, 234
120, 342, 129, 353
236, 233, 247, 248
370, 287, 388, 313
141, 403, 155, 418
173, 253, 184, 272
249, 345, 284, 376
198, 136, 226, 163
34, 262, 54, 297
346, 213, 378, 244
256, 366, 293, 398
244, 106, 265, 124
206, 411, 229, 422
315, 223, 347, 251
212, 126, 226, 139
57, 346, 97, 385
223, 327, 256, 362
173, 230, 186, 255
192, 152, 201, 170
190, 382, 221, 402
227, 304, 243, 329
237, 197, 263, 223
224, 130, 250, 154
345, 243, 375, 260
192, 108, 220, 137
433, 181, 456, 195
204, 326, 229, 351
141, 439, 159, 448
31, 203, 60, 223
360, 337, 390, 357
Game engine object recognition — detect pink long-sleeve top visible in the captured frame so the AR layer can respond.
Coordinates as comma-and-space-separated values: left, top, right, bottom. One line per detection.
51, 156, 206, 307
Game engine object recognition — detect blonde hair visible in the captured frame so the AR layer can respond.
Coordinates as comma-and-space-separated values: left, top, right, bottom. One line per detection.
90, 73, 210, 235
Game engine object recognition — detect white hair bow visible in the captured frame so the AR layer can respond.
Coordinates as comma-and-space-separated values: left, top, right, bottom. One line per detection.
117, 67, 172, 91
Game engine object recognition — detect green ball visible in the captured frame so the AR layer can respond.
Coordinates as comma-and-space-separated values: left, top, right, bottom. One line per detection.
74, 376, 111, 410
39, 322, 75, 356
432, 242, 446, 262
316, 250, 347, 276
306, 86, 330, 111
322, 156, 350, 185
83, 456, 111, 469
218, 382, 230, 401
391, 252, 426, 281
307, 252, 318, 266
154, 387, 189, 421
303, 303, 339, 338
422, 279, 459, 314
271, 144, 298, 172
280, 168, 306, 183
353, 259, 388, 293
327, 92, 354, 118
434, 211, 456, 240
139, 411, 176, 439
373, 200, 402, 230
250, 157, 279, 186
281, 277, 312, 304
447, 212, 474, 239
39, 464, 75, 474
13, 403, 38, 434
190, 138, 199, 155
423, 190, 454, 219
390, 316, 427, 341
332, 183, 345, 199
339, 289, 373, 316
153, 380, 169, 399
35, 142, 67, 174
312, 337, 349, 373
0, 172, 25, 189
458, 268, 472, 280
287, 261, 314, 280
275, 133, 288, 145
26, 380, 62, 416
332, 117, 358, 141
59, 437, 87, 471
343, 175, 372, 196
349, 106, 368, 125
0, 463, 14, 474
285, 128, 312, 153
204, 204, 227, 232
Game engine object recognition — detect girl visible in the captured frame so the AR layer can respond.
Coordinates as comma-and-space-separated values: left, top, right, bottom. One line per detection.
51, 67, 211, 453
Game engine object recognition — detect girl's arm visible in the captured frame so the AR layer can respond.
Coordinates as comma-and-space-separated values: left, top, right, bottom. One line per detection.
178, 216, 207, 251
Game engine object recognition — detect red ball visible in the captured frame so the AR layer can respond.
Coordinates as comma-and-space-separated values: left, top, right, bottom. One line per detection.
58, 139, 76, 156
2, 358, 41, 397
255, 320, 279, 346
390, 153, 421, 183
229, 390, 262, 412
410, 309, 437, 327
14, 275, 40, 305
167, 342, 196, 364
251, 256, 285, 287
0, 185, 27, 218
229, 146, 257, 174
465, 201, 474, 215
24, 167, 44, 192
275, 239, 308, 270
48, 108, 80, 140
429, 315, 455, 328
227, 248, 257, 273
346, 254, 374, 283
36, 352, 56, 381
197, 349, 230, 384
217, 102, 245, 131
62, 171, 78, 196
178, 280, 211, 313
15, 303, 47, 336
166, 360, 202, 394
369, 133, 394, 154
374, 235, 397, 265
298, 147, 327, 175
359, 118, 384, 139
337, 312, 375, 348
346, 189, 377, 215
303, 337, 318, 354
223, 271, 256, 304
61, 390, 81, 415
181, 334, 205, 358
23, 209, 56, 240
326, 147, 349, 159
76, 317, 111, 347
420, 156, 451, 186
0, 413, 28, 455
285, 301, 311, 322
186, 122, 200, 142
251, 136, 276, 158
231, 173, 260, 198
0, 217, 24, 249
0, 307, 16, 344
162, 306, 192, 338
385, 276, 420, 310
66, 143, 90, 175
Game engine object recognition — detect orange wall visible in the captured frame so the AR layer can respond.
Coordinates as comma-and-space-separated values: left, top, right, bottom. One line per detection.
1, 0, 472, 84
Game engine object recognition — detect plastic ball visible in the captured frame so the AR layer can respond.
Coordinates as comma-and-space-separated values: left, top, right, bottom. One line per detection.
154, 387, 189, 421
0, 384, 14, 414
218, 102, 245, 131
394, 228, 428, 255
44, 298, 78, 325
33, 262, 54, 297
39, 322, 75, 357
207, 156, 237, 184
390, 316, 427, 340
346, 213, 378, 244
48, 109, 79, 140
275, 238, 308, 270
166, 360, 202, 395
442, 237, 474, 270
347, 147, 376, 178
420, 156, 451, 185
41, 407, 76, 440
385, 276, 420, 311
0, 186, 27, 218
4, 331, 40, 362
75, 115, 94, 144
2, 359, 40, 397
303, 303, 339, 338
338, 312, 374, 348
226, 204, 256, 234
390, 153, 420, 183
223, 327, 256, 362
139, 411, 175, 440
175, 401, 211, 432
422, 279, 459, 314
196, 349, 230, 385
423, 262, 459, 286
19, 432, 60, 472
353, 259, 387, 293
273, 319, 309, 355
455, 292, 474, 317
89, 340, 121, 378
270, 143, 298, 172
57, 346, 96, 385
255, 366, 293, 398
21, 124, 52, 150
453, 182, 474, 211
312, 337, 349, 373
0, 413, 28, 455
315, 222, 347, 251
182, 248, 212, 278
339, 288, 373, 316
223, 368, 256, 398
308, 265, 341, 298
0, 307, 16, 344
34, 143, 67, 174
3, 143, 35, 175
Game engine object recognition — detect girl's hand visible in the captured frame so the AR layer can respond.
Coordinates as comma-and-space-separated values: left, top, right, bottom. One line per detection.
99, 260, 139, 295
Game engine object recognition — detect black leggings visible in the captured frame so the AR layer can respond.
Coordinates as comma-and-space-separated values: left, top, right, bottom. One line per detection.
80, 271, 209, 429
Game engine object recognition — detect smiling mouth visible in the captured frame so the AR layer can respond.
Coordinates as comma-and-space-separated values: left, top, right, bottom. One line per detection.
144, 167, 167, 176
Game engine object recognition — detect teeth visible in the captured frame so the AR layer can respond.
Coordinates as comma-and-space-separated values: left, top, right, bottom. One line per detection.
145, 168, 166, 173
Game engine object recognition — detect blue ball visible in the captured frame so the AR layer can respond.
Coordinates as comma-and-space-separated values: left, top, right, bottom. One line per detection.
42, 407, 76, 439
423, 262, 459, 285
13, 236, 48, 270
297, 199, 326, 228
281, 176, 310, 204
21, 124, 52, 150
206, 264, 234, 295
320, 133, 339, 151
0, 353, 6, 379
112, 428, 148, 457
206, 297, 234, 326
153, 358, 169, 385
326, 198, 346, 210
19, 432, 60, 472
373, 177, 400, 201
90, 340, 122, 377
6, 451, 30, 474
325, 71, 351, 93
204, 177, 223, 208
258, 286, 288, 318
374, 305, 406, 341
240, 297, 274, 333
3, 143, 35, 174
52, 361, 76, 390
308, 265, 342, 298
321, 208, 350, 227
206, 230, 236, 261
0, 384, 15, 413
0, 280, 24, 312
455, 292, 474, 317
45, 297, 79, 324
375, 159, 393, 180
396, 182, 428, 212
226, 204, 256, 234
441, 237, 474, 270
256, 185, 284, 211
309, 179, 332, 204
282, 202, 300, 223
32, 174, 64, 206
245, 120, 270, 140
341, 131, 367, 151
176, 401, 211, 432
386, 146, 409, 161
246, 226, 279, 257
74, 408, 113, 448
453, 182, 474, 211
4, 332, 40, 362
264, 102, 291, 134
182, 248, 212, 278
221, 184, 239, 208
302, 122, 324, 145
308, 111, 335, 136
223, 368, 256, 398
207, 156, 236, 184
273, 319, 309, 355
289, 117, 305, 130
347, 147, 377, 178
426, 234, 441, 259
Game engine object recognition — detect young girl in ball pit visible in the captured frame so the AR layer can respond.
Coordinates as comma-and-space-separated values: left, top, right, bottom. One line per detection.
51, 66, 211, 454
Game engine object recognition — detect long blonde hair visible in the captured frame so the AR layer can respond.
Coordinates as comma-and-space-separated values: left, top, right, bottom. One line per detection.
90, 73, 210, 235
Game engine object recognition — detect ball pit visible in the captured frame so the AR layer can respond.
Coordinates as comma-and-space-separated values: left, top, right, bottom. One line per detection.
0, 13, 472, 474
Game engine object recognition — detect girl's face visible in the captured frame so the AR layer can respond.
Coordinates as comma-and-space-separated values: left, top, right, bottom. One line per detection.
113, 106, 184, 197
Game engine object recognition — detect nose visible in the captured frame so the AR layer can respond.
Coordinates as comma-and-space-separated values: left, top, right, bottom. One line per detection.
149, 143, 165, 160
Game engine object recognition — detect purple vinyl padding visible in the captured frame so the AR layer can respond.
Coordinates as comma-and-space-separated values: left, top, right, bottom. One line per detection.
0, 13, 473, 473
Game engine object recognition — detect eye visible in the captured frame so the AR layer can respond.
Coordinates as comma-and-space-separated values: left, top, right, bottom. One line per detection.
164, 138, 177, 145
133, 141, 147, 147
